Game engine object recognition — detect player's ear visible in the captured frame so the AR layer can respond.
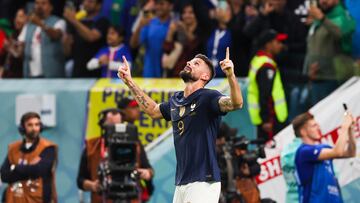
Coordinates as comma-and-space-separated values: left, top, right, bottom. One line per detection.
200, 73, 210, 82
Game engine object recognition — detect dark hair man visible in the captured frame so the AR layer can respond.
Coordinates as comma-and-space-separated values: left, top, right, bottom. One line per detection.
117, 47, 243, 202
293, 111, 356, 203
1, 112, 58, 203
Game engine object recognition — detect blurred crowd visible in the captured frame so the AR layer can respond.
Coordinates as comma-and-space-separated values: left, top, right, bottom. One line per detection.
0, 0, 359, 119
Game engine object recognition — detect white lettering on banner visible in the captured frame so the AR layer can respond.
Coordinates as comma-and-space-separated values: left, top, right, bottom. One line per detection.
257, 156, 282, 184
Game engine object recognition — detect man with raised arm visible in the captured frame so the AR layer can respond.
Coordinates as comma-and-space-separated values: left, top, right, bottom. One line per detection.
117, 47, 243, 203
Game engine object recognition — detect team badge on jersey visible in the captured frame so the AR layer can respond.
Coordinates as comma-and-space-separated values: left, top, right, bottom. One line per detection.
179, 106, 186, 117
190, 103, 196, 111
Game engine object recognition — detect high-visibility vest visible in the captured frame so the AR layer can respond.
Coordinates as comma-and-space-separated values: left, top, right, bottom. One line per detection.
247, 54, 288, 125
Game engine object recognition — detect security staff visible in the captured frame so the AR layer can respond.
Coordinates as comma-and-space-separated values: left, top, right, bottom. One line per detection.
1, 112, 58, 203
247, 29, 288, 143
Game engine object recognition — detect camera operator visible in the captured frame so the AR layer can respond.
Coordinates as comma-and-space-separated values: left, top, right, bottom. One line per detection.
233, 136, 262, 203
117, 97, 155, 201
76, 108, 154, 203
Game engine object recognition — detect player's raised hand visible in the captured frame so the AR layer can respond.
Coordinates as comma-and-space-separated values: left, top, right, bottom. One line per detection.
117, 56, 132, 84
219, 47, 234, 77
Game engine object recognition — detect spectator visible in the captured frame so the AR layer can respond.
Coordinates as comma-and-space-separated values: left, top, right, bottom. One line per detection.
120, 0, 142, 44
87, 25, 132, 78
64, 0, 110, 78
129, 0, 156, 76
0, 18, 13, 77
0, 8, 27, 78
228, 0, 256, 77
304, 0, 356, 105
206, 1, 232, 78
77, 108, 154, 203
294, 112, 356, 203
345, 0, 360, 60
243, 0, 307, 81
247, 29, 288, 143
162, 3, 203, 77
130, 0, 173, 78
18, 0, 66, 78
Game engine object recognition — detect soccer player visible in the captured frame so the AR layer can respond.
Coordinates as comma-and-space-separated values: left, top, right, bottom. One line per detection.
117, 47, 243, 203
293, 112, 356, 203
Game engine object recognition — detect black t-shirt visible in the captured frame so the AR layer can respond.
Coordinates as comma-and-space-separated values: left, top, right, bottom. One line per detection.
68, 16, 109, 78
160, 88, 226, 185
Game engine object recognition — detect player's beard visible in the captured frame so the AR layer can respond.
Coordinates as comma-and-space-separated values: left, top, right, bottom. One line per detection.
180, 70, 196, 83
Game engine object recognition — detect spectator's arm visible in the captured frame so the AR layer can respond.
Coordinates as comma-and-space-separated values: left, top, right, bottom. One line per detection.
321, 18, 342, 39
256, 66, 275, 122
14, 147, 56, 179
29, 14, 63, 40
243, 14, 268, 38
63, 33, 73, 57
322, 15, 355, 40
70, 19, 102, 42
130, 15, 150, 49
41, 24, 63, 40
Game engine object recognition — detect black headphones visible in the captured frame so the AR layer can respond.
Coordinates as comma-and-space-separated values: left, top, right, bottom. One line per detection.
98, 108, 122, 128
18, 112, 44, 135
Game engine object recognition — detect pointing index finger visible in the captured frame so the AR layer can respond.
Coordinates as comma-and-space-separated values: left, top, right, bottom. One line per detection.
122, 55, 129, 68
226, 47, 229, 60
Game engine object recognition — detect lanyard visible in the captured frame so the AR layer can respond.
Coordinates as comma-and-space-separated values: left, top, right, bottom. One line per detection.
212, 29, 226, 58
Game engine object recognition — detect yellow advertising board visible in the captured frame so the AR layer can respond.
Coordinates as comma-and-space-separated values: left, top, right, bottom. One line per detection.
85, 78, 228, 145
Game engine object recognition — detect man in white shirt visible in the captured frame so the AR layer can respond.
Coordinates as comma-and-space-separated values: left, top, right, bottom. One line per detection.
18, 0, 66, 78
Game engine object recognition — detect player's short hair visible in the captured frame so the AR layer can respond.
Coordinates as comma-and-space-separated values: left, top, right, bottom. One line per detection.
292, 112, 314, 138
194, 54, 215, 84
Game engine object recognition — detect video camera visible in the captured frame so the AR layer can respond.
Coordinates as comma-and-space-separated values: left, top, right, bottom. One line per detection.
233, 136, 266, 178
98, 123, 140, 200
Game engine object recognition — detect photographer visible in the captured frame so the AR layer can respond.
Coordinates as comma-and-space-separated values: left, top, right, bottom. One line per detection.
76, 109, 153, 203
233, 136, 262, 203
216, 123, 264, 203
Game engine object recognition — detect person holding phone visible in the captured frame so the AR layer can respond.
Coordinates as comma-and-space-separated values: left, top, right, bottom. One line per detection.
293, 110, 356, 203
305, 0, 356, 106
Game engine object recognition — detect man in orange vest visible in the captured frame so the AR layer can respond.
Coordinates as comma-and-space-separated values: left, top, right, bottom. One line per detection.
1, 112, 58, 203
77, 108, 153, 203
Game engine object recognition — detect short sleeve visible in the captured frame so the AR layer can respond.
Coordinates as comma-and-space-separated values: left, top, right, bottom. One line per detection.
297, 145, 327, 162
159, 101, 171, 121
209, 90, 226, 116
18, 24, 27, 42
53, 19, 66, 33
